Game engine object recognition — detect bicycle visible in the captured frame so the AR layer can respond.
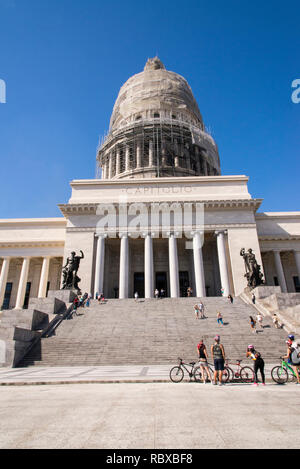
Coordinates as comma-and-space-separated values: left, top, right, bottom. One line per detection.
271, 357, 299, 384
193, 362, 230, 383
169, 358, 199, 383
224, 359, 255, 383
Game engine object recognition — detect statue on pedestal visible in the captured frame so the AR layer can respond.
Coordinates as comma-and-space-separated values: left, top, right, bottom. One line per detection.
240, 248, 264, 289
61, 250, 84, 294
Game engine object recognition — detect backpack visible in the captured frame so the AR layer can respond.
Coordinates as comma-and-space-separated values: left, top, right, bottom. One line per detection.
290, 346, 300, 365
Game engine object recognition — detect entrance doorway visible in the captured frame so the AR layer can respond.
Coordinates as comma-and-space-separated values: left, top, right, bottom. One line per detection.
179, 271, 189, 297
155, 272, 168, 297
134, 272, 144, 298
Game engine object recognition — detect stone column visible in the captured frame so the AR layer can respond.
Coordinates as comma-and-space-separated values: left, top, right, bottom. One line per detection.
215, 231, 230, 296
136, 141, 142, 169
168, 234, 180, 298
193, 232, 206, 297
144, 233, 154, 298
195, 146, 200, 174
102, 159, 108, 179
174, 139, 179, 168
15, 257, 31, 309
161, 143, 167, 166
294, 250, 300, 279
125, 145, 130, 172
119, 234, 129, 299
108, 154, 113, 179
116, 148, 120, 175
273, 250, 287, 293
149, 140, 154, 167
94, 234, 106, 298
38, 256, 50, 298
0, 257, 10, 309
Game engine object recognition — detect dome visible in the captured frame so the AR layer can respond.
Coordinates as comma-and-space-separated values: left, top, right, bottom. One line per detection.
109, 57, 204, 131
97, 58, 220, 180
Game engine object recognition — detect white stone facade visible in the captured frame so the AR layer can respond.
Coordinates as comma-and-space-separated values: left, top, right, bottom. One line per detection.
0, 59, 299, 309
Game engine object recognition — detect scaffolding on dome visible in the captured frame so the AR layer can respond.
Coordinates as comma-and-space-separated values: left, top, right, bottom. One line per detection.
95, 117, 220, 180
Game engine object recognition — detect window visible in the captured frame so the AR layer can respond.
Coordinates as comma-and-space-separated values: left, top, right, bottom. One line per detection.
154, 113, 160, 118
273, 276, 279, 286
2, 282, 12, 310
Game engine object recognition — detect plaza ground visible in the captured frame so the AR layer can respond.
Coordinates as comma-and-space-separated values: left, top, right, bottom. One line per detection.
0, 380, 299, 449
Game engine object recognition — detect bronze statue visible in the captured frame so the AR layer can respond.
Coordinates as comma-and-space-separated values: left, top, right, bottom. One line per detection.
240, 248, 264, 288
61, 250, 84, 293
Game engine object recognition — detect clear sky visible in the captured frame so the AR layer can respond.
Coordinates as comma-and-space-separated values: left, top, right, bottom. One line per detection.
0, 0, 299, 218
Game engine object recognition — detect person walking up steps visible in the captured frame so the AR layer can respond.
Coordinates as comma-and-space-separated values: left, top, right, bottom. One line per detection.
211, 335, 226, 386
272, 313, 280, 329
249, 316, 257, 334
194, 304, 200, 320
199, 301, 205, 319
217, 311, 223, 326
256, 312, 264, 330
246, 345, 265, 386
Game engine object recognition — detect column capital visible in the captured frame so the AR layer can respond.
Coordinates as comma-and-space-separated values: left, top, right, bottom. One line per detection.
95, 232, 108, 239
142, 232, 156, 238
214, 229, 228, 236
191, 230, 204, 237
166, 231, 181, 238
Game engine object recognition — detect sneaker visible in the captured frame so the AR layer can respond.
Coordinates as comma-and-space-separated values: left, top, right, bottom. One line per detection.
252, 383, 259, 386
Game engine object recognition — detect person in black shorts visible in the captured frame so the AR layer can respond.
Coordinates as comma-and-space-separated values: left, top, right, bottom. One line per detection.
211, 335, 226, 386
246, 345, 265, 386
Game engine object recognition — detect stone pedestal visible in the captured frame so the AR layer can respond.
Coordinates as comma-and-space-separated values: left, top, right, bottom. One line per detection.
47, 290, 77, 303
250, 285, 282, 299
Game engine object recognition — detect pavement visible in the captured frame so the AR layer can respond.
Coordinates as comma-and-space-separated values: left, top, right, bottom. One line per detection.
0, 364, 300, 450
0, 362, 281, 385
0, 380, 300, 449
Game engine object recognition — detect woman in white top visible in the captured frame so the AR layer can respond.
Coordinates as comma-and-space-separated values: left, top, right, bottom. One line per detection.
256, 313, 263, 329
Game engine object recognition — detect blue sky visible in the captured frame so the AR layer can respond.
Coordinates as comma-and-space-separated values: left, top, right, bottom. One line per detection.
0, 0, 299, 218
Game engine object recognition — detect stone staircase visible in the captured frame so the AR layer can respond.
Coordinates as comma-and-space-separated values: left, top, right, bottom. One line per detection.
17, 296, 288, 367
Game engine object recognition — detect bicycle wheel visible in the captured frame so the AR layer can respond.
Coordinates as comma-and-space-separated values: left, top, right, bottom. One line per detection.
240, 366, 255, 383
271, 366, 288, 384
222, 367, 231, 383
169, 366, 184, 383
224, 366, 234, 382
